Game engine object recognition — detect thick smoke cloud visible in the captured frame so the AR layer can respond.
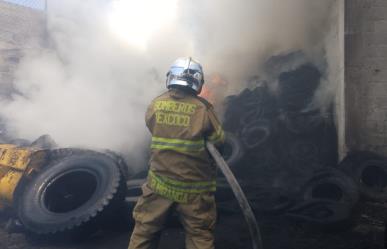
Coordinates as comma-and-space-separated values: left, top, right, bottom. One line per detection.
181, 0, 337, 91
0, 0, 339, 168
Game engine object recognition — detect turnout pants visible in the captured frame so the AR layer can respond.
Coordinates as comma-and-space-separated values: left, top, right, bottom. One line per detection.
127, 184, 216, 249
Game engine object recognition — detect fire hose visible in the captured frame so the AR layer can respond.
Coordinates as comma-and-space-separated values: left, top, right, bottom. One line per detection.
206, 142, 264, 249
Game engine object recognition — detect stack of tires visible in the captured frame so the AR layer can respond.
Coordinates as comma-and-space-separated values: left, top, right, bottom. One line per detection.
222, 62, 338, 175
219, 58, 358, 228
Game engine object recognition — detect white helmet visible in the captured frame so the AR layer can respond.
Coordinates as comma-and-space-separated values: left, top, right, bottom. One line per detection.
166, 57, 204, 94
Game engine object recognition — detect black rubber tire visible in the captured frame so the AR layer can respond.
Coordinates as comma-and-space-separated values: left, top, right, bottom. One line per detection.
240, 119, 271, 150
283, 111, 324, 135
104, 150, 132, 181
17, 150, 122, 234
340, 151, 387, 201
278, 64, 321, 112
278, 124, 338, 170
239, 107, 264, 127
301, 168, 359, 206
288, 139, 319, 162
285, 200, 352, 228
220, 132, 245, 168
247, 187, 295, 215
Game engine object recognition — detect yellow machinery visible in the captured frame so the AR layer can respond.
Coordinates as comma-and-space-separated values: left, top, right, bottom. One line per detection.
0, 144, 48, 211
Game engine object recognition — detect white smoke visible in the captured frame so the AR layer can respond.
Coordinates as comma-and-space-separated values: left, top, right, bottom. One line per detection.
0, 0, 339, 168
181, 0, 338, 92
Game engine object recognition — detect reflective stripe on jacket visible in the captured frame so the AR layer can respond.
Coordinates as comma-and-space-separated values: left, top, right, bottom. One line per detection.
151, 136, 205, 153
145, 88, 224, 200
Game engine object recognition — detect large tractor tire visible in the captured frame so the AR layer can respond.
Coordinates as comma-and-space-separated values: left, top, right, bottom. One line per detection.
17, 149, 125, 235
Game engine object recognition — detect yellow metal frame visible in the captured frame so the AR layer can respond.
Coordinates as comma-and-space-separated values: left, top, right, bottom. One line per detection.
0, 144, 39, 210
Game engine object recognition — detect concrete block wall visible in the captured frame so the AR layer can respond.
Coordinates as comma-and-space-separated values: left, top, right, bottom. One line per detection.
345, 0, 387, 154
0, 0, 44, 97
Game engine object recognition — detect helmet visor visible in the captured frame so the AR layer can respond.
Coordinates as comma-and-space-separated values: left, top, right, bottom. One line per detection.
168, 66, 203, 84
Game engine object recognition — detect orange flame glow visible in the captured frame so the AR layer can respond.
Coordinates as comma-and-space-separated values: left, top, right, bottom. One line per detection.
199, 73, 228, 106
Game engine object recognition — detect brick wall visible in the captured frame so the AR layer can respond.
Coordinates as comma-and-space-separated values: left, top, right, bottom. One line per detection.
0, 0, 44, 97
345, 0, 387, 154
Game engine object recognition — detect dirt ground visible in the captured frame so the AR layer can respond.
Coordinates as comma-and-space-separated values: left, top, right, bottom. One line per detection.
0, 201, 385, 249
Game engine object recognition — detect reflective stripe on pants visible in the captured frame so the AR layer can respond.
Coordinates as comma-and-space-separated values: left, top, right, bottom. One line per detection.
148, 170, 216, 203
128, 184, 216, 249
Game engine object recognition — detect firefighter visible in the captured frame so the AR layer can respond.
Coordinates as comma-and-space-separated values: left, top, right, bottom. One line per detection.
128, 57, 224, 249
